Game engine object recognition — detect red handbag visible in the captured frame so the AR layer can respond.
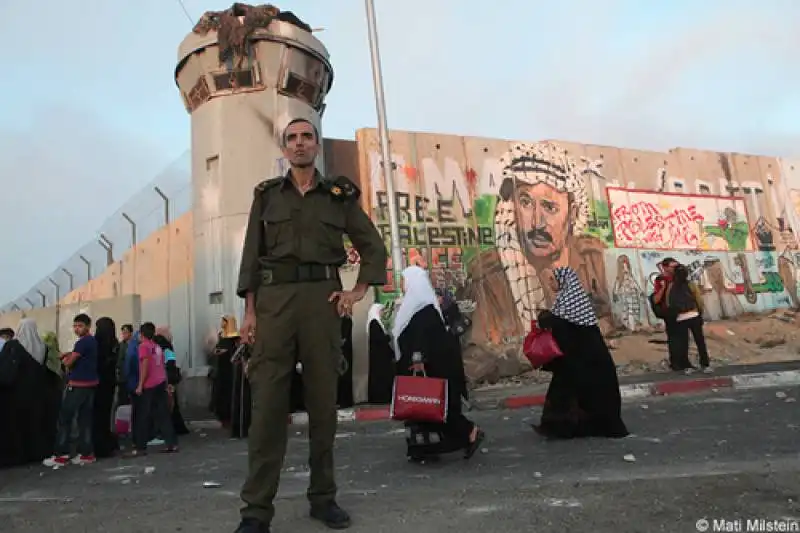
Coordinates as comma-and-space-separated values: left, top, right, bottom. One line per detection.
523, 320, 564, 368
390, 364, 448, 424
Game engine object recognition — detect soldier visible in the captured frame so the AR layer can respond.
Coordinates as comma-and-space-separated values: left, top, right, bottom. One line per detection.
234, 118, 387, 533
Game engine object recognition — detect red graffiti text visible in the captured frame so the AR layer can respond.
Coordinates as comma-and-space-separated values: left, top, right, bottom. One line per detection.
612, 202, 705, 249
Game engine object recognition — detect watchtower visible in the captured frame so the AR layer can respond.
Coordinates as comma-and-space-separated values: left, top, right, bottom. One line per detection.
175, 5, 333, 367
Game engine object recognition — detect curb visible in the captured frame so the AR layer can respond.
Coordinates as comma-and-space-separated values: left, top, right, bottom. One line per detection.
188, 369, 800, 429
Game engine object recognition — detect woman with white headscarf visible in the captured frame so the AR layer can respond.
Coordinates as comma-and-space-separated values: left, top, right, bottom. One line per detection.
16, 318, 46, 365
391, 265, 484, 462
366, 303, 394, 404
534, 267, 629, 440
0, 318, 56, 467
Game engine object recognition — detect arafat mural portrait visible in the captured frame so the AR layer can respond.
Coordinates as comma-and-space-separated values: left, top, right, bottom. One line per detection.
353, 129, 800, 350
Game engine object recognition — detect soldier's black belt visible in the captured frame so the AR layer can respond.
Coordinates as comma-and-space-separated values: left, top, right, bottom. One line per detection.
261, 264, 339, 285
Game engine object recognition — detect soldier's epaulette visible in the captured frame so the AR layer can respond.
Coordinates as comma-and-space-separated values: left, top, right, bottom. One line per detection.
254, 176, 284, 193
324, 175, 361, 202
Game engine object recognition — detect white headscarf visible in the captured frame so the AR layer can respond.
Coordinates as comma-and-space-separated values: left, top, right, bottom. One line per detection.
366, 303, 386, 334
16, 318, 46, 365
390, 265, 444, 360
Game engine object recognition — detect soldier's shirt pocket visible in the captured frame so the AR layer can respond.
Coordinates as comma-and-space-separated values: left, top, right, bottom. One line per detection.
262, 203, 293, 253
316, 208, 346, 250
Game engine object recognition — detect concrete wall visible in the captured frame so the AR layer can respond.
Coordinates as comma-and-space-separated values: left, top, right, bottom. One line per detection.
6, 128, 800, 407
52, 214, 194, 371
0, 295, 141, 351
354, 128, 800, 344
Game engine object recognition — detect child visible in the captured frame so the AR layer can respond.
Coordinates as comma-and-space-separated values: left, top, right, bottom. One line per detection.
43, 314, 99, 467
124, 322, 178, 457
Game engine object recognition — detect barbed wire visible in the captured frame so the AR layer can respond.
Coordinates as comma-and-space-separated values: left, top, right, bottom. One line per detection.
2, 150, 191, 312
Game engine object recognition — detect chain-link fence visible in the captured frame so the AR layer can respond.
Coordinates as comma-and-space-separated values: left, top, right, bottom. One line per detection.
2, 150, 192, 312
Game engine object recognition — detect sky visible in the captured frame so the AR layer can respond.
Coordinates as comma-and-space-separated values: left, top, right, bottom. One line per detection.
1, 0, 799, 306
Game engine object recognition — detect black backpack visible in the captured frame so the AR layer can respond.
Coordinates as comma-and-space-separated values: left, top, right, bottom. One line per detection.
648, 292, 668, 320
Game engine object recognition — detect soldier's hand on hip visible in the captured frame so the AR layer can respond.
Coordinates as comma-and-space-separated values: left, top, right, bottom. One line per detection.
329, 286, 367, 317
240, 313, 256, 344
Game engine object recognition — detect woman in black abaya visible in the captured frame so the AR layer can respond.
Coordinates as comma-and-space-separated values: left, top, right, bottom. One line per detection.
153, 329, 190, 436
366, 303, 394, 404
93, 317, 120, 458
534, 267, 629, 440
0, 319, 52, 467
211, 315, 239, 427
392, 266, 485, 462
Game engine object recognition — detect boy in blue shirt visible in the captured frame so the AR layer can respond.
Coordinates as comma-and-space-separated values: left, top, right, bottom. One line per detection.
43, 314, 99, 467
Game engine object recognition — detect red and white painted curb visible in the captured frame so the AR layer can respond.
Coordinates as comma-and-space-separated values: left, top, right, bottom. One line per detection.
332, 369, 800, 425
189, 369, 800, 429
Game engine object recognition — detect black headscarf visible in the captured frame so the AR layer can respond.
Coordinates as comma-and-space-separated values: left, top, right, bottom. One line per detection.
94, 317, 119, 378
153, 334, 174, 352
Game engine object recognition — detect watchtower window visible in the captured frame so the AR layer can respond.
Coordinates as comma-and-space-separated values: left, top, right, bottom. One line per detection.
212, 68, 256, 91
278, 48, 329, 110
186, 76, 211, 112
283, 72, 320, 107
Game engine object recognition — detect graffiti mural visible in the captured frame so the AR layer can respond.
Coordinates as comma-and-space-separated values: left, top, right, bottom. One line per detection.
607, 189, 753, 251
360, 135, 617, 344
353, 129, 800, 346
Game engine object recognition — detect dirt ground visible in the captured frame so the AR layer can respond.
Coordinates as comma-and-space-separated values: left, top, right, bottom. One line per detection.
465, 309, 800, 387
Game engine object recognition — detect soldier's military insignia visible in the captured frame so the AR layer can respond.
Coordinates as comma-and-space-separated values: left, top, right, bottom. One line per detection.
326, 176, 360, 202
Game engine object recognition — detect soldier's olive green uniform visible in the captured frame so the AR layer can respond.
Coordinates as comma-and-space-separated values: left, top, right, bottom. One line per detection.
237, 170, 386, 525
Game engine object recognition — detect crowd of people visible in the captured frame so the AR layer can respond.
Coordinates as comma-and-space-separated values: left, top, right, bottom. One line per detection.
0, 259, 707, 473
362, 264, 630, 463
0, 314, 190, 468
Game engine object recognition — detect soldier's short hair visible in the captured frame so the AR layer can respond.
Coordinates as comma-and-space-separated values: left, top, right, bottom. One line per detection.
282, 118, 319, 146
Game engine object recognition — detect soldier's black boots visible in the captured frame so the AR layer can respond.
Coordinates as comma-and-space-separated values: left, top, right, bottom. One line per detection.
310, 501, 351, 529
234, 517, 270, 533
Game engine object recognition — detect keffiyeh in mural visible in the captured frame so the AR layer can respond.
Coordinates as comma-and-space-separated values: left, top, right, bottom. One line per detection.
494, 141, 590, 325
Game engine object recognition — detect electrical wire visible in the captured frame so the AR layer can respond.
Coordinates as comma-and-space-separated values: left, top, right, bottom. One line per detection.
175, 0, 195, 25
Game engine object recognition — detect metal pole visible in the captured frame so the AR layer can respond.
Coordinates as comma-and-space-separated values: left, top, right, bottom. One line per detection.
62, 268, 74, 292
25, 297, 35, 309
11, 304, 21, 312
36, 290, 46, 308
122, 213, 137, 246
365, 0, 404, 290
79, 255, 92, 281
154, 186, 170, 225
155, 186, 172, 321
99, 234, 114, 266
48, 277, 60, 336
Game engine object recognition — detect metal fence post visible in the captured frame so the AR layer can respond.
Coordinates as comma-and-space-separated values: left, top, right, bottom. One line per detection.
79, 255, 92, 281
99, 234, 114, 266
48, 277, 60, 336
62, 268, 74, 292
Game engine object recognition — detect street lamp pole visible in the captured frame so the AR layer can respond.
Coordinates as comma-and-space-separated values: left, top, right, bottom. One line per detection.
364, 0, 404, 290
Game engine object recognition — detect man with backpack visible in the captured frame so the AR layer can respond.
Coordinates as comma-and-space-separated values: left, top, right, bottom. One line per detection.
650, 259, 711, 374
649, 258, 689, 372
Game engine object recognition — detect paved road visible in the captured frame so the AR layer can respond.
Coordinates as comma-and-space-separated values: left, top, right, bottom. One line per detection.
2, 386, 799, 533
